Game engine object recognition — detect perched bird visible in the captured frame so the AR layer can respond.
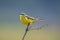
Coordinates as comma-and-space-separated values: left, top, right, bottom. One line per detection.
19, 13, 36, 40
19, 13, 36, 25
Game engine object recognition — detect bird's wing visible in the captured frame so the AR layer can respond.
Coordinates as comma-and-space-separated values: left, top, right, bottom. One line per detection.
25, 15, 35, 20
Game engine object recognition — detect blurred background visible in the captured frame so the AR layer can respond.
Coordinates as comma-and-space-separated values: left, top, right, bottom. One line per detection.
0, 0, 60, 40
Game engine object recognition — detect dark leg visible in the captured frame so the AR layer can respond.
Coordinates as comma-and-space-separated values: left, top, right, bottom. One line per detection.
22, 23, 30, 40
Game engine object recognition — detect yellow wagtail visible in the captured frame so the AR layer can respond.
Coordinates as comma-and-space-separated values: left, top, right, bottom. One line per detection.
19, 13, 36, 25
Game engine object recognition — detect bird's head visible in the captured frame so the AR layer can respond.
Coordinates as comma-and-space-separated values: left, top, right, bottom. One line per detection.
20, 13, 25, 15
20, 12, 29, 17
19, 12, 26, 17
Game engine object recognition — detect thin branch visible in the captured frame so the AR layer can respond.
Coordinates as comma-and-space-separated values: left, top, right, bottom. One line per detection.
22, 23, 30, 40
28, 24, 48, 31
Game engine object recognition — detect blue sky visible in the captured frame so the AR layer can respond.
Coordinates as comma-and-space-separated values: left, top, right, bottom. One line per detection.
0, 0, 60, 29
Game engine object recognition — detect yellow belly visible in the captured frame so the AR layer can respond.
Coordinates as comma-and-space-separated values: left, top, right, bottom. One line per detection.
20, 15, 35, 25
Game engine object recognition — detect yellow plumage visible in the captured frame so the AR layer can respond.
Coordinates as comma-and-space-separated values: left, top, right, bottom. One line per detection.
19, 14, 36, 25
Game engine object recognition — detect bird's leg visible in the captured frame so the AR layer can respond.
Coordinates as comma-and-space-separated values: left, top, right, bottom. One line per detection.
22, 23, 30, 40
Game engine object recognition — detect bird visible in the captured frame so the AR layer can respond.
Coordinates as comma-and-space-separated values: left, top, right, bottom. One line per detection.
19, 13, 36, 25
